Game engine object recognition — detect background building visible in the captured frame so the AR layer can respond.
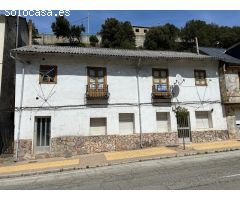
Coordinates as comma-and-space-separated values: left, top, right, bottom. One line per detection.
0, 15, 29, 155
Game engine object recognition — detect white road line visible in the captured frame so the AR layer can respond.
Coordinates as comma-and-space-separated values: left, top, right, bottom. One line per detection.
223, 173, 240, 178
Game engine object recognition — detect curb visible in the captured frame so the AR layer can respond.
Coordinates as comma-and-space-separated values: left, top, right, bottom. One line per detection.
0, 147, 240, 180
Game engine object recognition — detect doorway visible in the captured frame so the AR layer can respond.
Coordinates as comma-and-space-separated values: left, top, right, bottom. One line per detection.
176, 112, 192, 143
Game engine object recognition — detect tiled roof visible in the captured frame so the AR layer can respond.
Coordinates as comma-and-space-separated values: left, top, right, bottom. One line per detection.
199, 47, 240, 64
13, 45, 214, 60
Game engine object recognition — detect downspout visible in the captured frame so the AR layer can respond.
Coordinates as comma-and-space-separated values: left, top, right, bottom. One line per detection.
136, 58, 143, 148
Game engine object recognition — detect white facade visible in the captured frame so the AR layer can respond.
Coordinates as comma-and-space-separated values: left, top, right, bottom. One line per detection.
14, 54, 227, 143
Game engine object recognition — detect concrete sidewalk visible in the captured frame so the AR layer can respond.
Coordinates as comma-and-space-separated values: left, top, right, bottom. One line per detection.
0, 139, 240, 178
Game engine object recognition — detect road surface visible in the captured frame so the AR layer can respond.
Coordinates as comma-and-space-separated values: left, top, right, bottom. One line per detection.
1, 150, 240, 189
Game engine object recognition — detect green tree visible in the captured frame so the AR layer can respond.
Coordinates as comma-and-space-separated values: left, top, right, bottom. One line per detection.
69, 24, 85, 44
100, 18, 135, 49
89, 35, 99, 47
51, 16, 85, 45
181, 20, 240, 49
180, 20, 225, 48
144, 24, 180, 50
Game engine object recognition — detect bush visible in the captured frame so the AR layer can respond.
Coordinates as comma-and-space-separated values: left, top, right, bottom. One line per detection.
89, 35, 99, 47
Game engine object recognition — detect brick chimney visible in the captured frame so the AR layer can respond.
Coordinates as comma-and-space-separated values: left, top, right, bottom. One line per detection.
28, 20, 32, 46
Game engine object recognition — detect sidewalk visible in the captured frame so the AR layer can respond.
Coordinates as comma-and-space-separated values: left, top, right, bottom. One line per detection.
0, 139, 240, 178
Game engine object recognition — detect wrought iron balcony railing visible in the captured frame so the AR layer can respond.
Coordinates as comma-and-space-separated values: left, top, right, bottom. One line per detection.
152, 84, 172, 99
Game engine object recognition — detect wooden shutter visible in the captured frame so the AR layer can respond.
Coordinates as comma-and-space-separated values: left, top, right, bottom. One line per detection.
90, 118, 106, 135
156, 112, 169, 132
119, 113, 134, 134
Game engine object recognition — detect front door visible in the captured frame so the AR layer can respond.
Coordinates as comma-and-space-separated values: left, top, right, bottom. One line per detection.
176, 113, 191, 143
34, 117, 51, 154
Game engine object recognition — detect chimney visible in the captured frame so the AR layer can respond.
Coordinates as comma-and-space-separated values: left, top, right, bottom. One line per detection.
28, 20, 32, 46
195, 37, 199, 55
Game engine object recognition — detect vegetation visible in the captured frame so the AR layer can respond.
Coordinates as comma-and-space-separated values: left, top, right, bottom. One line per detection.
100, 18, 135, 49
89, 35, 99, 47
144, 20, 240, 51
175, 106, 189, 119
51, 16, 85, 45
144, 24, 180, 50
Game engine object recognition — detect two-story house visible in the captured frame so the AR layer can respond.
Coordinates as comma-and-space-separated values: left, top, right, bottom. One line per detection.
12, 45, 228, 160
200, 46, 240, 139
0, 15, 29, 155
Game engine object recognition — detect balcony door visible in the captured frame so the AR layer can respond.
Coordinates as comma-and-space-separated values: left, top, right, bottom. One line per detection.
88, 67, 106, 90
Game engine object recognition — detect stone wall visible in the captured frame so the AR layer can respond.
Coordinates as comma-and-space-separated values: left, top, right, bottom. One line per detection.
16, 130, 230, 160
51, 132, 178, 158
191, 130, 229, 143
14, 139, 32, 160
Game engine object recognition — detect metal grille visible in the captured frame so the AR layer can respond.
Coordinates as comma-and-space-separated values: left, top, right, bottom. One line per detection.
177, 113, 191, 144
36, 117, 51, 147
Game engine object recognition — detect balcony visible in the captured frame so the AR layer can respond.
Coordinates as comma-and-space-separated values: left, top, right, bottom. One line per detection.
152, 84, 172, 99
86, 84, 110, 99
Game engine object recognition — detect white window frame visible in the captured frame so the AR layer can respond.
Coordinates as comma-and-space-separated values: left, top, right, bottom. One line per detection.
195, 111, 213, 130
156, 112, 171, 133
119, 113, 135, 134
89, 117, 107, 136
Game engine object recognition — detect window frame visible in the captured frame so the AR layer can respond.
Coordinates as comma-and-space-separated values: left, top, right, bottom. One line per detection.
152, 68, 169, 91
39, 65, 57, 84
194, 69, 207, 86
119, 113, 135, 134
195, 111, 213, 130
87, 67, 107, 90
156, 112, 171, 133
90, 117, 107, 136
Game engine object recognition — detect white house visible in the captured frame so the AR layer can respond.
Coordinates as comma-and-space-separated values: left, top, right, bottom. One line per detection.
12, 45, 228, 160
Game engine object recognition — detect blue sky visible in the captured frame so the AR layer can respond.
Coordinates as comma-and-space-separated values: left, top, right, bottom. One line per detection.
4, 10, 240, 34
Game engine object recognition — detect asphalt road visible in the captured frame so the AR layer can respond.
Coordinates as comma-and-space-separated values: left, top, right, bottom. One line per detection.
1, 150, 240, 189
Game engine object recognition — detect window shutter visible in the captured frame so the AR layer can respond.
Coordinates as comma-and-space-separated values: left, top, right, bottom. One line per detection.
119, 113, 134, 134
196, 111, 210, 129
90, 118, 107, 135
156, 112, 169, 132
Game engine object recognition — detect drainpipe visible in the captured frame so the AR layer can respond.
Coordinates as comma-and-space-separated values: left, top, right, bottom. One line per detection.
15, 59, 25, 161
136, 58, 143, 148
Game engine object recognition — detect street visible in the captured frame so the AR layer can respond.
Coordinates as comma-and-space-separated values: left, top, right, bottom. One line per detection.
1, 150, 240, 189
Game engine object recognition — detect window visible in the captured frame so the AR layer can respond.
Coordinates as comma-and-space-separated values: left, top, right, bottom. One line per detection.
119, 113, 135, 134
153, 69, 169, 92
35, 117, 51, 147
194, 70, 207, 86
87, 67, 106, 89
156, 112, 170, 132
90, 118, 107, 135
39, 65, 57, 84
144, 29, 148, 33
235, 111, 240, 128
195, 111, 213, 129
135, 28, 139, 32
